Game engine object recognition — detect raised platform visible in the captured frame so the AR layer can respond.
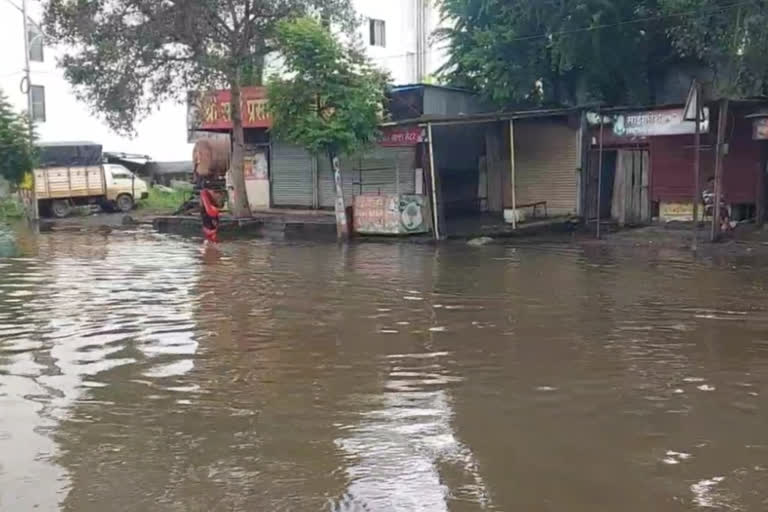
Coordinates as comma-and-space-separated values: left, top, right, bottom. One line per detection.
153, 209, 337, 240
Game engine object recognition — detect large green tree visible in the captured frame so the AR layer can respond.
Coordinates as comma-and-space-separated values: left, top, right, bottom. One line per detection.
437, 0, 678, 107
439, 0, 768, 107
661, 0, 768, 98
0, 90, 36, 186
43, 0, 354, 218
268, 18, 389, 238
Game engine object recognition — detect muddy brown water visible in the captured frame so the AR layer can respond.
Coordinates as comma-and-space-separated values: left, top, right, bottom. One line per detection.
1, 223, 767, 511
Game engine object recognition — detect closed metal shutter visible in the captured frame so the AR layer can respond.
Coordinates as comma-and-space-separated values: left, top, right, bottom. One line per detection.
318, 147, 417, 208
513, 119, 580, 215
317, 154, 355, 208
271, 143, 315, 207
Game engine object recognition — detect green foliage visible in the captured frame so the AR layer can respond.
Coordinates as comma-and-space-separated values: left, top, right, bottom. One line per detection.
268, 18, 389, 158
138, 186, 189, 213
0, 90, 36, 186
660, 0, 768, 97
437, 0, 676, 107
438, 0, 768, 106
0, 198, 25, 219
43, 0, 356, 134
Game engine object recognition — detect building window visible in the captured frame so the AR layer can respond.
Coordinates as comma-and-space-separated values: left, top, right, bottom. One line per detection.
369, 19, 386, 47
28, 24, 44, 62
30, 85, 46, 122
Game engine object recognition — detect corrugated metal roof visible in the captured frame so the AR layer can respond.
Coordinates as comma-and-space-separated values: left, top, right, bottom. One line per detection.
381, 107, 581, 127
381, 98, 768, 128
390, 83, 478, 95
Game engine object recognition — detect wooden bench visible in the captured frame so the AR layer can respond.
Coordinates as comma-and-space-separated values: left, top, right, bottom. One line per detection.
516, 201, 548, 218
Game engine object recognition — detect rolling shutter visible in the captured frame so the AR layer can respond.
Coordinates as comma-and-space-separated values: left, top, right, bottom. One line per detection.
271, 143, 314, 207
318, 147, 417, 208
513, 119, 580, 215
317, 155, 355, 208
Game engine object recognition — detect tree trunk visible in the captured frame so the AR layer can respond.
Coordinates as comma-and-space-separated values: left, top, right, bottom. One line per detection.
229, 79, 251, 218
330, 152, 348, 240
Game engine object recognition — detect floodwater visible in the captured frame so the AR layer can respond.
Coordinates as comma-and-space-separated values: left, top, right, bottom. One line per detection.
1, 223, 767, 512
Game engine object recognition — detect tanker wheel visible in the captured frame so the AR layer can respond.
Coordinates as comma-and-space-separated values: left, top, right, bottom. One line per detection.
51, 199, 73, 218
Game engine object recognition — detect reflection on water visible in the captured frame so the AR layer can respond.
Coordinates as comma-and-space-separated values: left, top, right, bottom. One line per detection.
1, 224, 767, 511
335, 351, 488, 512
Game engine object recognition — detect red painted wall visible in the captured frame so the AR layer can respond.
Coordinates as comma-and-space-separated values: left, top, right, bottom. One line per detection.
650, 117, 760, 204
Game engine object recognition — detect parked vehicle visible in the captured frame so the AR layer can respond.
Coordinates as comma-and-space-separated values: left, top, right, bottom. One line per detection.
34, 142, 149, 218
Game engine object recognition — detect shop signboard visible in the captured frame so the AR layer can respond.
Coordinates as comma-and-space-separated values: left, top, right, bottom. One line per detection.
354, 194, 429, 235
613, 108, 709, 137
380, 126, 424, 147
187, 87, 272, 133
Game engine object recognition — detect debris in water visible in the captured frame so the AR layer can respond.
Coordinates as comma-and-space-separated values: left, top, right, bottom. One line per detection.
666, 450, 692, 460
535, 386, 558, 392
379, 329, 399, 334
403, 296, 424, 301
697, 384, 716, 391
428, 326, 447, 332
673, 388, 685, 394
683, 377, 706, 383
467, 237, 493, 246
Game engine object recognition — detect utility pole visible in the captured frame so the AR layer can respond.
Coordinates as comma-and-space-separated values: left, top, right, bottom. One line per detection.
711, 99, 729, 242
692, 83, 701, 251
21, 0, 33, 132
596, 109, 605, 239
20, 0, 39, 220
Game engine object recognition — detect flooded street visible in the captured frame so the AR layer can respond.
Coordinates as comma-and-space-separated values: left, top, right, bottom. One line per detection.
1, 224, 767, 511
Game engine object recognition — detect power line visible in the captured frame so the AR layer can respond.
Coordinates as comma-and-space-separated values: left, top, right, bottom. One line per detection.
0, 0, 23, 15
369, 1, 755, 63
511, 0, 755, 42
0, 0, 46, 33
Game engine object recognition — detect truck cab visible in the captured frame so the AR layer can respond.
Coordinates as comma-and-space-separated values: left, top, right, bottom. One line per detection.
104, 164, 149, 213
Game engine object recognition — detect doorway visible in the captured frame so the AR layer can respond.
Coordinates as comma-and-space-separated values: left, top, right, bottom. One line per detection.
586, 150, 617, 221
586, 148, 650, 225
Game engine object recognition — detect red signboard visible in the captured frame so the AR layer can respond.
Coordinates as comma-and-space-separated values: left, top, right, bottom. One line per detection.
380, 126, 424, 146
188, 87, 272, 131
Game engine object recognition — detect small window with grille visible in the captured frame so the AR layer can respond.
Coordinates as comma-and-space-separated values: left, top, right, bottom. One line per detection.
30, 85, 46, 122
28, 24, 44, 62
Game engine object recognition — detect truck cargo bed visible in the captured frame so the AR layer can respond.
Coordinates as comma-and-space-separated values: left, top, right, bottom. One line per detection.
35, 166, 106, 199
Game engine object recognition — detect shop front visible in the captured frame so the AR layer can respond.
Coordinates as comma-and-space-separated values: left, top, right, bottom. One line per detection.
588, 106, 704, 224
188, 87, 428, 226
587, 103, 766, 225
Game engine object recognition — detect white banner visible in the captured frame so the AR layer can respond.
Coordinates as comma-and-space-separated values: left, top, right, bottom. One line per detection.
613, 108, 710, 137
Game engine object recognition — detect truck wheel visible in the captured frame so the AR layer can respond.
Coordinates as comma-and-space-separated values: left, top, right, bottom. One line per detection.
51, 199, 73, 218
116, 194, 134, 213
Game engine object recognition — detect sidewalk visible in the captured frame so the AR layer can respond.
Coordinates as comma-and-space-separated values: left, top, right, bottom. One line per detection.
152, 208, 338, 240
590, 221, 768, 254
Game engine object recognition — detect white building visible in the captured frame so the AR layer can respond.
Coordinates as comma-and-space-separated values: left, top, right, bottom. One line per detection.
354, 0, 447, 85
0, 0, 446, 162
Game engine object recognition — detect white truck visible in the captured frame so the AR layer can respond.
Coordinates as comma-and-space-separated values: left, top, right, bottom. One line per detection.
34, 142, 148, 218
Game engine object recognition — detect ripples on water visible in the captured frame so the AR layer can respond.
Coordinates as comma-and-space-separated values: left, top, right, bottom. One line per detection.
1, 225, 767, 511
